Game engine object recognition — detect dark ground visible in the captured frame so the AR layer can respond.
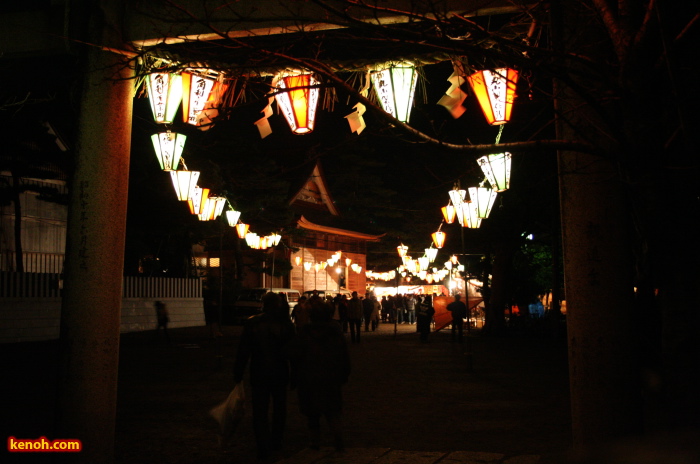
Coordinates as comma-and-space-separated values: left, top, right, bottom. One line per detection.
2, 321, 573, 463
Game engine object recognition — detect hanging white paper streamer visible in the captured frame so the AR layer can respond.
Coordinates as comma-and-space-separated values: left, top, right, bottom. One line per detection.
254, 76, 279, 139
437, 61, 467, 118
345, 72, 370, 134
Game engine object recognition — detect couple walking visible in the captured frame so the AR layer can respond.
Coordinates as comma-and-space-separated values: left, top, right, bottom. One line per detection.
232, 292, 350, 461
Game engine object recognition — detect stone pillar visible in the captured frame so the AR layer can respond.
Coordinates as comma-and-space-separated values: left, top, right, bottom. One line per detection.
56, 1, 133, 462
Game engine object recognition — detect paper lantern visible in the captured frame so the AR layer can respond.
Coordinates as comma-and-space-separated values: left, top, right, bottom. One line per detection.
441, 205, 456, 224
275, 71, 319, 134
418, 256, 429, 271
463, 201, 482, 229
226, 209, 241, 227
371, 61, 418, 123
146, 72, 182, 124
397, 244, 408, 257
151, 131, 186, 171
197, 197, 215, 221
245, 232, 260, 249
431, 231, 446, 249
448, 188, 466, 207
188, 187, 210, 215
269, 233, 282, 246
181, 71, 228, 126
466, 68, 519, 125
198, 196, 226, 221
425, 247, 438, 263
235, 223, 249, 239
169, 170, 200, 201
478, 152, 512, 192
468, 186, 498, 219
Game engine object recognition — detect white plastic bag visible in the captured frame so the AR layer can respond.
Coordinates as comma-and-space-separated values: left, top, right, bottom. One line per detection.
209, 382, 246, 439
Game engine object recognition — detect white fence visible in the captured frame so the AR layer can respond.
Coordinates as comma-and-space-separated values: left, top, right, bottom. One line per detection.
0, 273, 205, 343
0, 251, 65, 274
122, 275, 202, 299
1, 272, 203, 299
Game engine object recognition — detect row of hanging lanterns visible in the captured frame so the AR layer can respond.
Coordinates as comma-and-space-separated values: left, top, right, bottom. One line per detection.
343, 65, 517, 282
245, 231, 281, 250
432, 151, 513, 249
146, 70, 232, 224
144, 63, 519, 266
293, 251, 364, 277
367, 239, 466, 286
169, 170, 229, 222
146, 63, 517, 140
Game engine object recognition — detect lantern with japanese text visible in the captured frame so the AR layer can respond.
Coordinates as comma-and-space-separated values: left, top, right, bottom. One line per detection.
371, 61, 418, 123
146, 72, 183, 124
151, 131, 186, 171
466, 68, 518, 125
181, 71, 228, 127
188, 187, 210, 215
275, 71, 320, 134
477, 152, 512, 192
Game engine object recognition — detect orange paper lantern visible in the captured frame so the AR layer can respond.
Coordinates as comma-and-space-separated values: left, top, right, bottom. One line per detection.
467, 68, 518, 125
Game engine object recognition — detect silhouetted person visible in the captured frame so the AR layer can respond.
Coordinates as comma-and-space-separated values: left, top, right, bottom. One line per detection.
416, 295, 435, 342
291, 299, 351, 452
154, 300, 169, 343
233, 292, 295, 461
362, 293, 374, 331
346, 291, 362, 343
447, 294, 468, 342
291, 296, 311, 332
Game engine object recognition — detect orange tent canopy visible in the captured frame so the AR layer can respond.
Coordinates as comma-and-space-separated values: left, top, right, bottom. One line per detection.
432, 296, 483, 331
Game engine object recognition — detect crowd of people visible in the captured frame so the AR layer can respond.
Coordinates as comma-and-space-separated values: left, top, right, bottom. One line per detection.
232, 289, 464, 461
291, 291, 440, 341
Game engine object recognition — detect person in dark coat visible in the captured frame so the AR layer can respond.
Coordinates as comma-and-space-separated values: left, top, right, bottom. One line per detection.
290, 298, 351, 452
416, 295, 435, 342
233, 292, 296, 461
346, 291, 363, 343
154, 300, 170, 343
362, 293, 374, 332
447, 293, 468, 342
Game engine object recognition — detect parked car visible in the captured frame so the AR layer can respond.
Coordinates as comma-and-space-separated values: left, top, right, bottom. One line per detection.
302, 289, 353, 300
223, 287, 301, 324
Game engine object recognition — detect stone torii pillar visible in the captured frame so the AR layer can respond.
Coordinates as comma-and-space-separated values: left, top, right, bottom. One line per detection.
56, 1, 133, 462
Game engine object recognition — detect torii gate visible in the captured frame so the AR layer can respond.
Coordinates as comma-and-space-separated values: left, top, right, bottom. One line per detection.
13, 2, 514, 462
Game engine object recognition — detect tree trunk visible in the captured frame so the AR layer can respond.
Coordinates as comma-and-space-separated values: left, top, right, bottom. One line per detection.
552, 0, 642, 454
